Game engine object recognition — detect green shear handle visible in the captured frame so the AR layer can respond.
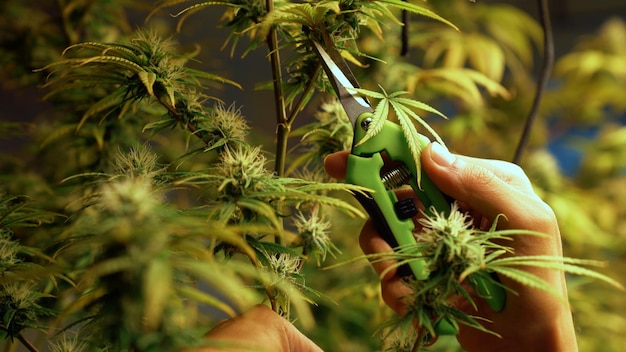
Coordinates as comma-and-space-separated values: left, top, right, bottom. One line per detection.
310, 38, 505, 336
346, 113, 506, 334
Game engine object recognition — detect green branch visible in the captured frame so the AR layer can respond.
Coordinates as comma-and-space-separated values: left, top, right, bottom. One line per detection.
265, 0, 288, 177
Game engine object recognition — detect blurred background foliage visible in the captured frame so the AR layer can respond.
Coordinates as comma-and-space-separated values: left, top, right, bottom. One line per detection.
0, 0, 625, 351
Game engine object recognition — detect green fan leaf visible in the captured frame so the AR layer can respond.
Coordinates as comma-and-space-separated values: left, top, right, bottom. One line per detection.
356, 94, 390, 146
489, 255, 624, 290
377, 0, 458, 31
390, 100, 426, 186
77, 86, 128, 131
138, 71, 157, 96
489, 266, 563, 299
142, 255, 172, 330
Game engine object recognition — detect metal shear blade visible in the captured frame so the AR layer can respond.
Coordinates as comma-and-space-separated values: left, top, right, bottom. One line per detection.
310, 40, 372, 125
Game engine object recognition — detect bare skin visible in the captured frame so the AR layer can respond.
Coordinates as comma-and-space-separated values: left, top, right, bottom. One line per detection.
200, 305, 323, 352
325, 143, 578, 352
199, 142, 578, 352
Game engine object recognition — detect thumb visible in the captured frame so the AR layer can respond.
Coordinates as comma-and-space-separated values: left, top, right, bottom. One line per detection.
421, 142, 546, 229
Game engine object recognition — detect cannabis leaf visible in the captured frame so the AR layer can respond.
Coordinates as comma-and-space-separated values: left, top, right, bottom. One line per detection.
352, 87, 447, 185
38, 30, 241, 133
377, 0, 458, 31
364, 204, 624, 350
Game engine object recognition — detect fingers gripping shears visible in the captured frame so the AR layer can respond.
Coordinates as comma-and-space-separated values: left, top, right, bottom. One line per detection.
311, 39, 506, 334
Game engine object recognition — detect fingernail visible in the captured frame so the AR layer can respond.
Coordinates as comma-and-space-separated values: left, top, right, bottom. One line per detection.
430, 142, 455, 167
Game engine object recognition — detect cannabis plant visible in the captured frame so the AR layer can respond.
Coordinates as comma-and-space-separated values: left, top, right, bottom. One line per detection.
1, 0, 625, 351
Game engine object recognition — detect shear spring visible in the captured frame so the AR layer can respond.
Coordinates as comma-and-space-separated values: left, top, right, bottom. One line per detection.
381, 164, 413, 190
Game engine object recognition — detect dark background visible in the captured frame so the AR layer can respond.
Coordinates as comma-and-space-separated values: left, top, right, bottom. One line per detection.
1, 0, 625, 157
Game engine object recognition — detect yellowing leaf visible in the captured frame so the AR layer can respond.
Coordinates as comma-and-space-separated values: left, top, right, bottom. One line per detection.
341, 50, 368, 68
466, 34, 506, 82
378, 0, 458, 31
77, 86, 127, 131
143, 256, 172, 331
138, 71, 157, 96
417, 68, 510, 107
176, 285, 237, 318
481, 4, 543, 67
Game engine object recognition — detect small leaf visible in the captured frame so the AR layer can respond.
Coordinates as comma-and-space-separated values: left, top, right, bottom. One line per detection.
77, 86, 127, 131
490, 266, 563, 299
179, 260, 257, 313
235, 198, 283, 233
391, 100, 425, 186
351, 87, 385, 100
143, 255, 172, 330
393, 97, 448, 120
340, 50, 369, 68
79, 55, 146, 73
39, 124, 77, 148
90, 126, 106, 150
378, 0, 458, 31
138, 71, 157, 96
489, 255, 624, 290
176, 285, 237, 318
186, 68, 243, 89
142, 117, 178, 132
356, 96, 389, 147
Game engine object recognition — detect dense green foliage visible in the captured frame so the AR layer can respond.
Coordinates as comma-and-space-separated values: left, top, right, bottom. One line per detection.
1, 0, 624, 351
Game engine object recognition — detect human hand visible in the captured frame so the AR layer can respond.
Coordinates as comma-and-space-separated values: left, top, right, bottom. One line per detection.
324, 143, 578, 352
197, 305, 323, 352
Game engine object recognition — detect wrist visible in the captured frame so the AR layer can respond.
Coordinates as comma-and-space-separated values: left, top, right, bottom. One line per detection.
533, 312, 578, 352
504, 307, 578, 352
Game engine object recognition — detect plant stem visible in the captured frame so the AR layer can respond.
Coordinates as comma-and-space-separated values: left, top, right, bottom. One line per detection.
286, 64, 322, 126
265, 0, 288, 177
401, 6, 410, 56
275, 63, 323, 178
17, 333, 39, 352
4, 339, 15, 352
245, 251, 279, 311
512, 0, 554, 164
157, 96, 212, 145
276, 124, 289, 176
56, 0, 77, 45
411, 329, 432, 352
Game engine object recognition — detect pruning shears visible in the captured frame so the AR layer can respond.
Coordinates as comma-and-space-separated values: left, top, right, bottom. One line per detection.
311, 39, 506, 335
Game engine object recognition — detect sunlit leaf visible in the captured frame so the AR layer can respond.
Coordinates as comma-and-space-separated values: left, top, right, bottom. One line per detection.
377, 0, 458, 31
77, 86, 127, 131
489, 255, 624, 290
143, 255, 172, 330
176, 285, 237, 318
138, 71, 157, 96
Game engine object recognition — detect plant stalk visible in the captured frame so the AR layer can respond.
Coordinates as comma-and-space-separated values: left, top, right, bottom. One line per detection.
57, 0, 77, 45
18, 333, 39, 352
276, 60, 323, 179
265, 0, 288, 177
286, 64, 322, 126
512, 0, 554, 164
157, 96, 212, 145
4, 339, 15, 352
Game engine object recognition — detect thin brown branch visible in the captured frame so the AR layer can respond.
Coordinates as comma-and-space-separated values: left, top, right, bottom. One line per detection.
18, 333, 39, 352
512, 0, 554, 164
401, 7, 410, 57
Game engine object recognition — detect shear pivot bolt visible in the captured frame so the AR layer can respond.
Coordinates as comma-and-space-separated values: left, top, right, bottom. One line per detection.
361, 117, 372, 131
